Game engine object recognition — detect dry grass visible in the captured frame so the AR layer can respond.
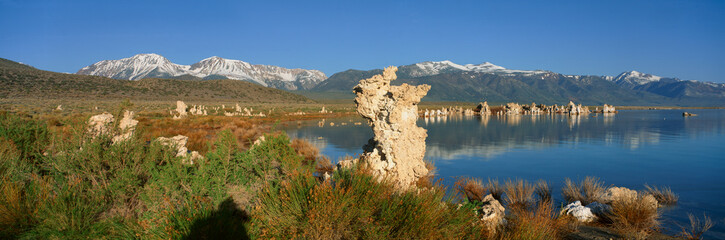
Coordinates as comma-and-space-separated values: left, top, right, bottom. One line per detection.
315, 157, 334, 176
415, 161, 438, 189
503, 179, 535, 210
498, 201, 576, 240
678, 213, 713, 240
562, 177, 605, 205
486, 178, 504, 201
608, 193, 660, 240
644, 184, 678, 206
454, 177, 486, 202
140, 116, 270, 152
534, 180, 551, 203
290, 138, 320, 165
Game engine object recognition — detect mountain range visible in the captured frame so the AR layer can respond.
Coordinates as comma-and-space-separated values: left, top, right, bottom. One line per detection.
0, 57, 312, 103
311, 61, 725, 106
9, 54, 725, 106
76, 54, 327, 91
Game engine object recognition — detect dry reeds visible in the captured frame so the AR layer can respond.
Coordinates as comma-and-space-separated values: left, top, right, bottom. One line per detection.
498, 200, 576, 240
608, 193, 660, 240
644, 184, 678, 206
562, 176, 605, 205
486, 178, 504, 201
534, 180, 551, 203
503, 179, 534, 209
454, 177, 486, 202
678, 213, 713, 240
290, 138, 320, 165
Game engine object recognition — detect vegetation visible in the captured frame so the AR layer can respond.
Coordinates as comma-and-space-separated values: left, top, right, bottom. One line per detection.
608, 193, 661, 240
0, 108, 706, 239
644, 184, 679, 206
678, 213, 713, 240
562, 176, 606, 205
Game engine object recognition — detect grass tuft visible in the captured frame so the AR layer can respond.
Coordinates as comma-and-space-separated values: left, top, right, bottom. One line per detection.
608, 192, 660, 240
503, 179, 535, 210
678, 213, 713, 240
644, 184, 678, 206
562, 176, 605, 205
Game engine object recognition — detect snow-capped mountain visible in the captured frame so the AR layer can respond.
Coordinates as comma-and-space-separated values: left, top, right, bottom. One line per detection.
399, 60, 547, 78
612, 70, 663, 86
77, 54, 327, 90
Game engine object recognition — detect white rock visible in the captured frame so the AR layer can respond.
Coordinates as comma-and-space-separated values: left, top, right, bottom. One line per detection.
563, 201, 597, 223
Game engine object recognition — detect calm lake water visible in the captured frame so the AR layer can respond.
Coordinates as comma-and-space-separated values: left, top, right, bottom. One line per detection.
284, 109, 725, 237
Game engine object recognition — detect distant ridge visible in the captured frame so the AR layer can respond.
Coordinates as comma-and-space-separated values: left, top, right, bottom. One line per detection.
76, 54, 327, 91
310, 60, 725, 106
0, 57, 313, 103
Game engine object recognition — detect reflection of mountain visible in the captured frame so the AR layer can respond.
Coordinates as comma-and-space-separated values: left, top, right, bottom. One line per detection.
422, 110, 723, 160
285, 110, 724, 162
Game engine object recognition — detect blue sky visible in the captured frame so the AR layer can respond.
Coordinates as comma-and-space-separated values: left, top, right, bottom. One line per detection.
1, 0, 724, 82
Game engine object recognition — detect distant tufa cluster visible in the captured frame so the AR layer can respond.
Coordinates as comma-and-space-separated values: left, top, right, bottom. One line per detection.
423, 101, 616, 117
170, 101, 266, 118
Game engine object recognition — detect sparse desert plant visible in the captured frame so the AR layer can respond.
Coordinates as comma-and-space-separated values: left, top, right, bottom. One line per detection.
608, 192, 660, 240
534, 180, 551, 203
562, 176, 605, 205
678, 213, 713, 240
503, 179, 535, 209
644, 184, 678, 205
454, 177, 486, 202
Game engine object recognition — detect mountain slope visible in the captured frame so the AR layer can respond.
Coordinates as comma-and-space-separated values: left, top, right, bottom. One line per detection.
77, 54, 327, 91
1, 58, 314, 103
313, 61, 725, 106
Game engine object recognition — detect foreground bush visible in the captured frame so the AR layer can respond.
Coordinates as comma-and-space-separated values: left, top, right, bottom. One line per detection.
253, 164, 484, 239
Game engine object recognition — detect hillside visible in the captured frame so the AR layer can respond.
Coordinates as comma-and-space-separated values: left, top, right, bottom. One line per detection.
312, 62, 725, 106
0, 58, 314, 103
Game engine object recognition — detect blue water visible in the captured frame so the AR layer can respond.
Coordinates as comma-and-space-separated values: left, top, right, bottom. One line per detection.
283, 109, 725, 238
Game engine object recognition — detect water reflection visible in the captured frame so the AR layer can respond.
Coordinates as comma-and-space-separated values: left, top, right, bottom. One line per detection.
286, 110, 725, 162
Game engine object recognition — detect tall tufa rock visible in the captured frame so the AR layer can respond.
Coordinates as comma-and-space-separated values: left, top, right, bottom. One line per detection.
353, 66, 431, 189
173, 101, 188, 119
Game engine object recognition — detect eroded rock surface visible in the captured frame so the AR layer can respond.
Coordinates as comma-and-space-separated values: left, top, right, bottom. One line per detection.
87, 113, 114, 137
479, 194, 506, 234
156, 135, 202, 164
353, 66, 430, 189
563, 201, 597, 222
174, 101, 188, 119
112, 110, 138, 143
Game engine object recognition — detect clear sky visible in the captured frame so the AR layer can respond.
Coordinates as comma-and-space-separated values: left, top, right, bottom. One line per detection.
1, 0, 723, 82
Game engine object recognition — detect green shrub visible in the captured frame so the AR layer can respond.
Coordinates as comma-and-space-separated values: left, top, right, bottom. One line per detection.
0, 112, 49, 163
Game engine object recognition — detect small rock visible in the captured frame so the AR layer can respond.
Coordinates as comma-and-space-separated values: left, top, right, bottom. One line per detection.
563, 201, 597, 223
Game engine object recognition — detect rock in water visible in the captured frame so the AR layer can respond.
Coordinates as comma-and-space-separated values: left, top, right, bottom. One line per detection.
353, 66, 431, 189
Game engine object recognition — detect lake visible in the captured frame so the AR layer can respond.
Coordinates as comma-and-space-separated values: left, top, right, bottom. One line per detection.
283, 109, 725, 237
